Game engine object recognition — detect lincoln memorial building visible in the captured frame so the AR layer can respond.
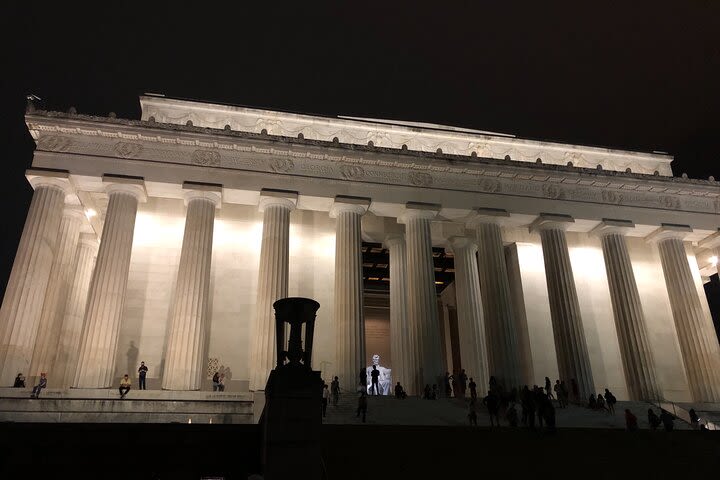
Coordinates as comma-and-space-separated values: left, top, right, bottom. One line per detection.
2, 94, 720, 406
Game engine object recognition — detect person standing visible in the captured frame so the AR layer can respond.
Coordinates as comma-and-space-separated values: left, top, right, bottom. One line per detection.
119, 374, 131, 398
138, 361, 148, 390
458, 369, 468, 397
218, 373, 226, 392
330, 376, 340, 406
660, 410, 674, 431
483, 390, 500, 427
358, 368, 367, 393
604, 388, 617, 415
545, 377, 554, 400
212, 371, 220, 391
648, 409, 661, 430
370, 365, 380, 395
443, 372, 452, 397
554, 380, 564, 408
322, 384, 329, 417
30, 373, 47, 398
468, 377, 477, 401
468, 399, 478, 426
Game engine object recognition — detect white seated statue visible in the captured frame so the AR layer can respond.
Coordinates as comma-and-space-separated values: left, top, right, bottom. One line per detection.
366, 354, 392, 395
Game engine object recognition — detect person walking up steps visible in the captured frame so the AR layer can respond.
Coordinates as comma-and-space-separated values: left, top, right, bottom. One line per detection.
331, 376, 340, 406
356, 391, 367, 423
468, 377, 477, 401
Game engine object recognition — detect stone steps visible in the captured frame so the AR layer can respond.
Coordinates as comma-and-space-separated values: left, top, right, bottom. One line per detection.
0, 388, 254, 424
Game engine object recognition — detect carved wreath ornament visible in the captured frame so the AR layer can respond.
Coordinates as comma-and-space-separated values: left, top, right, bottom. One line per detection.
340, 165, 365, 179
192, 149, 221, 166
37, 135, 71, 152
113, 142, 143, 158
269, 157, 294, 173
409, 171, 433, 187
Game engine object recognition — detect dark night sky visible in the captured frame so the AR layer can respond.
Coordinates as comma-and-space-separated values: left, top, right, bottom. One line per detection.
2, 2, 719, 299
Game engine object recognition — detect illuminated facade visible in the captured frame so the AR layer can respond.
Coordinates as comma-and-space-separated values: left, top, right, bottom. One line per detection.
1, 95, 719, 403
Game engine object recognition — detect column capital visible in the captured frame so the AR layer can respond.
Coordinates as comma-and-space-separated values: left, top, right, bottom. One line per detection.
447, 235, 477, 252
590, 219, 635, 237
62, 207, 87, 222
26, 169, 73, 195
329, 195, 370, 218
467, 207, 510, 228
645, 223, 692, 243
383, 233, 405, 248
529, 213, 574, 233
699, 229, 720, 249
103, 174, 147, 202
259, 189, 298, 212
183, 182, 222, 209
398, 201, 440, 224
78, 233, 99, 251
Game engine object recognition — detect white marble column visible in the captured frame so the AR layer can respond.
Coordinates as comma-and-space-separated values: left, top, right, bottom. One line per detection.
400, 202, 443, 391
447, 236, 489, 394
29, 208, 84, 381
0, 171, 71, 385
73, 177, 146, 388
162, 186, 221, 390
385, 234, 412, 393
331, 196, 369, 391
54, 233, 98, 388
470, 209, 523, 390
530, 214, 594, 400
592, 220, 660, 400
249, 190, 297, 391
647, 225, 720, 402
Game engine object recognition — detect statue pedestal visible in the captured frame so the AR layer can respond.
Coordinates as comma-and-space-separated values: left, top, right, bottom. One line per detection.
262, 365, 323, 479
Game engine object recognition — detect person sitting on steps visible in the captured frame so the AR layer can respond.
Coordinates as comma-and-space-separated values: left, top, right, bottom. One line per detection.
119, 374, 131, 398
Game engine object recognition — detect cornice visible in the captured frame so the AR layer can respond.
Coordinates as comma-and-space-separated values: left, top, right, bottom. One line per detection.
24, 113, 720, 217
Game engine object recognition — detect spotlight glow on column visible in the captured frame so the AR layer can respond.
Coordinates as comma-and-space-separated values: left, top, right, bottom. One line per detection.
711, 255, 718, 267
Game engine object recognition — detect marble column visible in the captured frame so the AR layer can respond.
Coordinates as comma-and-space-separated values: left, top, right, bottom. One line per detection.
470, 209, 523, 390
73, 177, 146, 388
592, 220, 660, 400
54, 233, 98, 388
162, 185, 221, 390
29, 208, 84, 381
647, 225, 720, 402
385, 234, 412, 393
331, 196, 369, 392
0, 171, 71, 386
249, 190, 297, 391
530, 214, 594, 400
400, 202, 443, 391
447, 236, 489, 393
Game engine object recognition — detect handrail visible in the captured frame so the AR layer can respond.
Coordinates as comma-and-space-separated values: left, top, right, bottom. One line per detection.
649, 396, 718, 431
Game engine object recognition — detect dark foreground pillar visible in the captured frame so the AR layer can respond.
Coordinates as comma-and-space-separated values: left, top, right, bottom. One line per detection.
261, 297, 323, 480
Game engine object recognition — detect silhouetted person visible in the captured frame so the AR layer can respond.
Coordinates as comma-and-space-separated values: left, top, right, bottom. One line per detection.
689, 408, 699, 428
451, 373, 459, 398
444, 372, 452, 397
545, 377, 553, 399
588, 394, 597, 410
424, 384, 432, 400
458, 369, 468, 397
648, 409, 661, 430
604, 389, 616, 414
119, 374, 131, 398
468, 400, 478, 426
468, 377, 477, 400
543, 397, 556, 432
331, 376, 340, 406
369, 365, 380, 395
533, 386, 545, 428
13, 373, 25, 388
554, 380, 565, 408
483, 390, 500, 427
432, 384, 438, 400
322, 384, 329, 417
394, 382, 406, 399
625, 409, 638, 431
359, 368, 367, 392
597, 393, 608, 412
560, 380, 569, 407
660, 410, 674, 431
212, 371, 220, 391
30, 373, 47, 398
138, 361, 148, 390
356, 391, 367, 422
218, 373, 226, 392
